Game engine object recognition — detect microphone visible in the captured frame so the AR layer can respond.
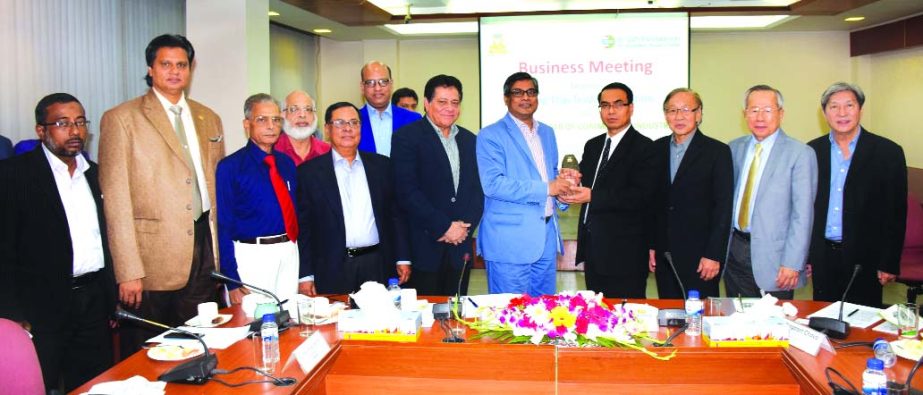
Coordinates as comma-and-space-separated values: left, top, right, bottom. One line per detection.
809, 264, 862, 339
664, 251, 686, 301
656, 251, 688, 327
441, 253, 472, 343
210, 271, 291, 331
115, 309, 217, 385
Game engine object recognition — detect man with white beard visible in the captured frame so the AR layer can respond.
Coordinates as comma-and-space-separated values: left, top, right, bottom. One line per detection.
276, 90, 331, 166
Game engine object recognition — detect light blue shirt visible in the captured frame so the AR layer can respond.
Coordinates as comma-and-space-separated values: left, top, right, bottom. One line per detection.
825, 128, 861, 241
426, 116, 460, 192
368, 104, 394, 157
670, 129, 696, 182
734, 129, 780, 232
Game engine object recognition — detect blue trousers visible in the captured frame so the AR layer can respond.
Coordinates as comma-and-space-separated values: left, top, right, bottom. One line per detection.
485, 219, 557, 296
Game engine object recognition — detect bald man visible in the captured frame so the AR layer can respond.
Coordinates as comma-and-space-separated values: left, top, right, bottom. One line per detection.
357, 61, 421, 156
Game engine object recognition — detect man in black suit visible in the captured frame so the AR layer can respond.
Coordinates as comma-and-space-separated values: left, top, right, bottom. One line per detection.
0, 93, 117, 392
296, 102, 410, 295
648, 88, 733, 299
562, 82, 656, 298
808, 82, 907, 307
391, 75, 483, 296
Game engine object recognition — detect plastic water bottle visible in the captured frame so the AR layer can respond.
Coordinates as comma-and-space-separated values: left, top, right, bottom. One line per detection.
260, 313, 280, 373
685, 289, 703, 336
862, 357, 887, 394
387, 278, 401, 309
872, 338, 897, 368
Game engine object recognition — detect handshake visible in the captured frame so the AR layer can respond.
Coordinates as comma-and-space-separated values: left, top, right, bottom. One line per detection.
551, 168, 591, 204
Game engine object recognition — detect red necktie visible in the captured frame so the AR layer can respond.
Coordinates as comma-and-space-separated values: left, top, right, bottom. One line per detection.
263, 155, 299, 241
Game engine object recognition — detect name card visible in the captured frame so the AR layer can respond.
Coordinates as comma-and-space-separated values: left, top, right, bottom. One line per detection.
293, 332, 332, 374
786, 320, 835, 356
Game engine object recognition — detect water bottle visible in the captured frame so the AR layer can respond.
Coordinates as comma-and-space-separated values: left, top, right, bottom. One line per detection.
260, 313, 280, 373
387, 278, 401, 309
872, 338, 897, 368
685, 289, 703, 336
862, 357, 887, 394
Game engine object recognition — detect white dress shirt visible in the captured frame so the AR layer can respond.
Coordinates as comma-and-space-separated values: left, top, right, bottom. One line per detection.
152, 88, 211, 212
332, 150, 380, 248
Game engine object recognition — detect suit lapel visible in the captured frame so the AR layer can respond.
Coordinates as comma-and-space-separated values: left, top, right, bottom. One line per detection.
814, 135, 832, 198
28, 147, 68, 227
846, 130, 872, 181
672, 130, 704, 183
599, 127, 634, 179
319, 154, 345, 217
755, 130, 787, 207
142, 91, 189, 169
503, 115, 541, 180
424, 123, 456, 195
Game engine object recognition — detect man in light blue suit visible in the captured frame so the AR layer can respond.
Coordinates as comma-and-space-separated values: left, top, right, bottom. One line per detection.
726, 85, 817, 299
476, 72, 575, 296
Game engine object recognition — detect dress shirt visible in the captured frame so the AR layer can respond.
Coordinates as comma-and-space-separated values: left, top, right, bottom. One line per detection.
427, 116, 460, 192
670, 129, 696, 182
825, 128, 860, 241
41, 145, 104, 277
583, 125, 629, 223
275, 133, 331, 166
733, 130, 779, 232
332, 149, 380, 248
152, 88, 210, 212
216, 141, 297, 285
367, 104, 394, 157
510, 114, 553, 217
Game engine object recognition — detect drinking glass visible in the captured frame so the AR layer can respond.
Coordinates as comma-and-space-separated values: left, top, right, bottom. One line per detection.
297, 297, 316, 337
898, 303, 918, 339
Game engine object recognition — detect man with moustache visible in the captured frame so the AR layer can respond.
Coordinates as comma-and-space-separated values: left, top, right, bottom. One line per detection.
99, 34, 225, 354
808, 82, 906, 307
648, 88, 733, 299
561, 82, 656, 298
357, 61, 421, 156
296, 102, 410, 295
392, 75, 483, 296
277, 90, 330, 166
477, 72, 573, 296
0, 93, 117, 392
216, 94, 299, 311
727, 85, 817, 299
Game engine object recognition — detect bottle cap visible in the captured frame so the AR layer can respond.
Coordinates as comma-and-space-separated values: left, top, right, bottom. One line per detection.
262, 313, 276, 323
688, 290, 699, 299
867, 357, 884, 370
388, 278, 399, 286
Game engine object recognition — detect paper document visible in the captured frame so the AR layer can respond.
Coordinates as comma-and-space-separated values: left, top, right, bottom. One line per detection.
146, 325, 251, 350
806, 302, 883, 329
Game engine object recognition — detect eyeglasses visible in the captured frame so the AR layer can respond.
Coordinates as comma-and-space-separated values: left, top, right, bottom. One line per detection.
509, 89, 538, 98
284, 106, 315, 114
599, 101, 630, 111
253, 116, 284, 125
41, 119, 90, 129
744, 107, 780, 117
329, 119, 360, 129
362, 78, 392, 88
664, 107, 700, 118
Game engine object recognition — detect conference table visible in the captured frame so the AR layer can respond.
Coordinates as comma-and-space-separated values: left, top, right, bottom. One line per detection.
72, 298, 923, 394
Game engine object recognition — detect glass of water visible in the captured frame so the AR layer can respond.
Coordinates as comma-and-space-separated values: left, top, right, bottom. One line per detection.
297, 297, 316, 337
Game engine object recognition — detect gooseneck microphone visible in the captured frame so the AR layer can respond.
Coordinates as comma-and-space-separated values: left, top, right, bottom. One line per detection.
657, 251, 689, 327
210, 271, 291, 331
664, 252, 687, 301
809, 264, 862, 339
115, 309, 217, 384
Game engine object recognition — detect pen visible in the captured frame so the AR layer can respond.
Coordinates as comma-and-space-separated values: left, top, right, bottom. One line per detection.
847, 308, 859, 317
467, 297, 479, 308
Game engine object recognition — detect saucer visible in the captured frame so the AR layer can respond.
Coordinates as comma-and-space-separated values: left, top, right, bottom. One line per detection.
147, 344, 204, 361
184, 313, 232, 328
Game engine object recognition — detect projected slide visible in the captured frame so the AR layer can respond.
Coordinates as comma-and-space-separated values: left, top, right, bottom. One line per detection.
479, 13, 689, 159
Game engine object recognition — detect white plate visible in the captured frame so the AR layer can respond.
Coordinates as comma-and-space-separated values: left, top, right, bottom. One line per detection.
892, 339, 923, 361
147, 345, 204, 361
184, 313, 232, 328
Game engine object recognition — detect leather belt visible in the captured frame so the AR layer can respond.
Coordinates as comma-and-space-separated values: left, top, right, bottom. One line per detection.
238, 234, 290, 245
72, 270, 101, 289
733, 229, 751, 242
825, 239, 844, 250
346, 244, 379, 258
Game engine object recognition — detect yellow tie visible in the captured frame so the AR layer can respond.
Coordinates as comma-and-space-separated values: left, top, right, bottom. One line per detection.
738, 143, 762, 230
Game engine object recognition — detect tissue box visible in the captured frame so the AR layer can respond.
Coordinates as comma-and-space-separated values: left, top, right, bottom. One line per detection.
338, 310, 422, 342
702, 316, 790, 348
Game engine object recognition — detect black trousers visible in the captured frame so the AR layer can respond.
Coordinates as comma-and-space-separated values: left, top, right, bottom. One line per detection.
408, 249, 472, 297
582, 230, 648, 299
812, 241, 884, 308
119, 213, 218, 357
725, 231, 794, 300
654, 251, 720, 299
32, 273, 112, 393
342, 249, 386, 294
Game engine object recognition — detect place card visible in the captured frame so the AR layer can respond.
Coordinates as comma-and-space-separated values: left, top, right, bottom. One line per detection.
293, 331, 332, 374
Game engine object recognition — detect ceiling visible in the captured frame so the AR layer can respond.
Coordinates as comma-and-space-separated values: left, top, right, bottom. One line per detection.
269, 0, 923, 40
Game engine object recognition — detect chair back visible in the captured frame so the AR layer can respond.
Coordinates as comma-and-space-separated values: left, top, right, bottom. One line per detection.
900, 193, 923, 282
0, 318, 44, 395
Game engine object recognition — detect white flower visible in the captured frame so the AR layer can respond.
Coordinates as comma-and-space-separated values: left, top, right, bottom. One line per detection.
530, 332, 545, 345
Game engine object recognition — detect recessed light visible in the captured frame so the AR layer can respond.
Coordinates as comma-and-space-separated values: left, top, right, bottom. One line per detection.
383, 22, 478, 35
844, 16, 866, 22
268, 11, 280, 16
313, 28, 332, 34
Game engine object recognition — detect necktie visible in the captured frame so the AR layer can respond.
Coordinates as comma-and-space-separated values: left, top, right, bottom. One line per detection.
169, 105, 203, 218
584, 137, 612, 224
737, 143, 762, 230
264, 155, 299, 241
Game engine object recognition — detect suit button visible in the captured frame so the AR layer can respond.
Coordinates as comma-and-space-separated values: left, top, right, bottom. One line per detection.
450, 197, 456, 203
186, 204, 192, 210
668, 206, 674, 211
186, 178, 192, 184
187, 229, 193, 236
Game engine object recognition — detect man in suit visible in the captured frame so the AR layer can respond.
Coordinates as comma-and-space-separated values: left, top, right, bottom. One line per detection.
357, 61, 422, 156
392, 75, 484, 296
562, 82, 656, 298
99, 34, 225, 355
726, 85, 817, 299
0, 93, 117, 392
648, 88, 733, 299
477, 72, 574, 296
296, 102, 410, 295
0, 134, 12, 159
808, 82, 906, 307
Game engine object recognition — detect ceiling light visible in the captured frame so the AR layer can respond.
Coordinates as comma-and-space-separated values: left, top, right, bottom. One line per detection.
383, 22, 479, 35
844, 16, 866, 22
690, 15, 793, 29
312, 28, 332, 34
268, 11, 280, 16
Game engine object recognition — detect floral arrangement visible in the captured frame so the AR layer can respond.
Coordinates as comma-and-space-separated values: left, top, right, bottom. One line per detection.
457, 291, 675, 360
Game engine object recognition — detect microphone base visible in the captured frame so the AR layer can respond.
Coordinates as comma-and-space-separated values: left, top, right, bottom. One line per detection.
158, 353, 217, 384
808, 317, 850, 339
249, 310, 292, 332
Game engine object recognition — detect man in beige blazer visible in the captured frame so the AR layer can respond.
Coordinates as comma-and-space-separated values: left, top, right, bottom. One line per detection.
99, 34, 225, 355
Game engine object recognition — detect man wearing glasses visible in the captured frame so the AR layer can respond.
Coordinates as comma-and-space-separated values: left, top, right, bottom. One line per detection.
277, 90, 330, 166
648, 88, 733, 299
216, 94, 299, 311
357, 61, 421, 156
0, 93, 117, 392
561, 82, 657, 298
296, 102, 410, 295
726, 85, 817, 299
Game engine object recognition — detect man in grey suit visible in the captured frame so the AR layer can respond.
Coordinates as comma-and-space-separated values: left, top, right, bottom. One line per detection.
726, 85, 817, 299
